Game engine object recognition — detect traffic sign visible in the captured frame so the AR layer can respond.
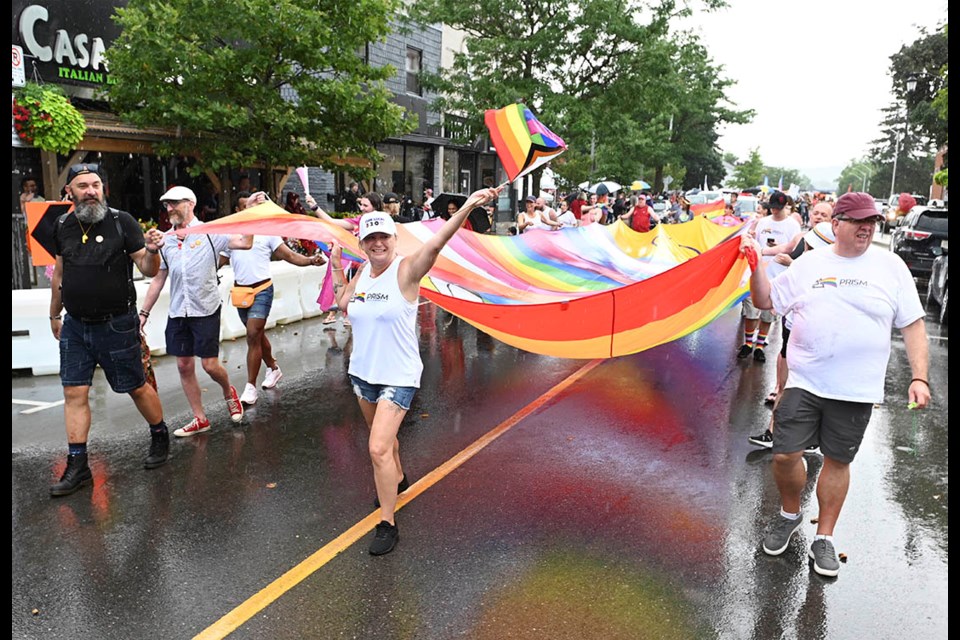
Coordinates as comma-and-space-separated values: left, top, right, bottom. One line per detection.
12, 45, 25, 87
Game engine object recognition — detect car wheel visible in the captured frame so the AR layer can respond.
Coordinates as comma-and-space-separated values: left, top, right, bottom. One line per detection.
940, 286, 948, 325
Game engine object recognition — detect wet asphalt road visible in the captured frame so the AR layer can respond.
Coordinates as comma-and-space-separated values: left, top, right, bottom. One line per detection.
12, 274, 948, 639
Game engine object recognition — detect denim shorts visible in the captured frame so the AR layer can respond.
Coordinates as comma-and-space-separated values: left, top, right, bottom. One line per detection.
59, 310, 146, 393
237, 285, 274, 323
348, 375, 417, 411
773, 388, 873, 463
165, 307, 222, 358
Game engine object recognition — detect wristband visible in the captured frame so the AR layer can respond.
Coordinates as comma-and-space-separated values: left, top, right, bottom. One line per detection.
49, 315, 61, 321
911, 378, 930, 389
139, 309, 150, 318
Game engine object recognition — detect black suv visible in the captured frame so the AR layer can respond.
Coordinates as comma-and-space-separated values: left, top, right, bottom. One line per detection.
889, 205, 949, 280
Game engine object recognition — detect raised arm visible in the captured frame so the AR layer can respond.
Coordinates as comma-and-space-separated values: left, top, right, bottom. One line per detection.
305, 194, 359, 232
401, 187, 502, 287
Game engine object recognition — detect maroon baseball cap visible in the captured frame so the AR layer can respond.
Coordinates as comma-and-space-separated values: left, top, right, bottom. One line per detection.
833, 192, 879, 219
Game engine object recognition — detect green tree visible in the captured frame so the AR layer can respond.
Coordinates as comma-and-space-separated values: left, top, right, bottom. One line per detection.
731, 148, 764, 189
405, 0, 749, 194
764, 167, 812, 191
105, 0, 414, 192
870, 24, 947, 197
837, 159, 879, 196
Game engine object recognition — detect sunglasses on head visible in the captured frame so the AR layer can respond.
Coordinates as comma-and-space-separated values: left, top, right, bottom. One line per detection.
70, 162, 99, 174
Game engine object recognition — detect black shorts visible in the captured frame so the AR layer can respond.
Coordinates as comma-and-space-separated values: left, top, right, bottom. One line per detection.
773, 388, 873, 463
165, 308, 222, 358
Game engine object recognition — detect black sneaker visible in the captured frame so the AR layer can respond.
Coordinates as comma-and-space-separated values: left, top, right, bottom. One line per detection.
737, 344, 753, 359
374, 474, 410, 508
805, 443, 821, 454
144, 431, 170, 469
50, 453, 93, 497
748, 429, 774, 448
753, 348, 766, 363
369, 520, 399, 556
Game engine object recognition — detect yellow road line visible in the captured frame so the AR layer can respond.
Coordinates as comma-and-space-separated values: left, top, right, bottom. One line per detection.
195, 358, 602, 640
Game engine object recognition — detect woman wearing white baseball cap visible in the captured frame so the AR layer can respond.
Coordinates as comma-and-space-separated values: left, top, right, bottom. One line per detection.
327, 185, 502, 556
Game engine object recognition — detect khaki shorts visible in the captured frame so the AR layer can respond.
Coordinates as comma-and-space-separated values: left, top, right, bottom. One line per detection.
741, 297, 776, 323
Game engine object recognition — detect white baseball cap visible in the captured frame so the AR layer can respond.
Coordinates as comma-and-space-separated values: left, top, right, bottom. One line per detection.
358, 212, 397, 240
803, 221, 836, 250
159, 185, 197, 203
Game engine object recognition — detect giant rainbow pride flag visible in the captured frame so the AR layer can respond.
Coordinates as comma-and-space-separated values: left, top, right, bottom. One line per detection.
484, 104, 567, 182
180, 202, 750, 359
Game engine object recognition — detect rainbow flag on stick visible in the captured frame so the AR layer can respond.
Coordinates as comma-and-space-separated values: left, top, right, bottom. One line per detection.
484, 104, 567, 183
690, 198, 725, 219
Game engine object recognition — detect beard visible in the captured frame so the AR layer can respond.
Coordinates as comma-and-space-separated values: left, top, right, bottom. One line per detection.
75, 198, 108, 225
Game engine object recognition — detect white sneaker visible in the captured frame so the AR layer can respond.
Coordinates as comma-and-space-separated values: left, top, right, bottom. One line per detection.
262, 366, 283, 389
239, 383, 258, 405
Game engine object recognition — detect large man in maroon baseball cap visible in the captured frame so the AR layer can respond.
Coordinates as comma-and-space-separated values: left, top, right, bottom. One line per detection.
740, 190, 930, 577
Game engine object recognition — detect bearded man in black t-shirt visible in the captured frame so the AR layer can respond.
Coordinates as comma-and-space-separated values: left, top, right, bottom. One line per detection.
47, 163, 171, 497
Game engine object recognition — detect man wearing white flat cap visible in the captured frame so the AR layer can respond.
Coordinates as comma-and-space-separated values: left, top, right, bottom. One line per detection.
139, 185, 253, 437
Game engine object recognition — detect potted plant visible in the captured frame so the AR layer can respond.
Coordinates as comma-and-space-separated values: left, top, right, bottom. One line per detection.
12, 82, 86, 154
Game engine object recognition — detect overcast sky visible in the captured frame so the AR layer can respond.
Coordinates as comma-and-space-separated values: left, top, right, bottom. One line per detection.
679, 0, 947, 189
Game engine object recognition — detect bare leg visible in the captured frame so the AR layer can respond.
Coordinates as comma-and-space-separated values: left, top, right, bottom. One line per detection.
176, 356, 207, 421
771, 451, 806, 514
367, 401, 407, 524
814, 456, 850, 536
129, 383, 163, 424
243, 317, 268, 385
200, 356, 233, 397
63, 385, 92, 443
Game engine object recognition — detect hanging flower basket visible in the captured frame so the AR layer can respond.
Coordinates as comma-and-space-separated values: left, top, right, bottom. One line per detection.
12, 82, 86, 154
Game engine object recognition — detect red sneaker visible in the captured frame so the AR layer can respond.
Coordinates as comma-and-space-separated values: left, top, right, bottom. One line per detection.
173, 416, 211, 438
226, 385, 244, 423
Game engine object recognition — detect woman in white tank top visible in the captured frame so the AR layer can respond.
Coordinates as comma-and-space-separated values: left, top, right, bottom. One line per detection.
328, 185, 503, 556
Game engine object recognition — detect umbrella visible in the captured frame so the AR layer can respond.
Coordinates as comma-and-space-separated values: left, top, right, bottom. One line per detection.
740, 187, 763, 195
630, 180, 651, 191
588, 181, 622, 195
578, 180, 591, 190
430, 192, 468, 220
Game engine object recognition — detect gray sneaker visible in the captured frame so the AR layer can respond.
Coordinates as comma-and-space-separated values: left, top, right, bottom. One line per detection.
762, 510, 804, 556
809, 539, 840, 577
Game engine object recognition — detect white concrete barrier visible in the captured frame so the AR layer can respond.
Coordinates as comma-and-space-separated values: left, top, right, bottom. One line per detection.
12, 259, 337, 376
11, 289, 61, 375
299, 264, 326, 318
269, 262, 305, 325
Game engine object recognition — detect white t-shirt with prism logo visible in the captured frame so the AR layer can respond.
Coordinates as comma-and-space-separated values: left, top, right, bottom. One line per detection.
769, 246, 923, 403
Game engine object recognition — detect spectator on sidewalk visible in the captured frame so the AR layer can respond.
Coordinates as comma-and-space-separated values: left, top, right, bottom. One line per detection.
138, 186, 253, 437
47, 162, 171, 497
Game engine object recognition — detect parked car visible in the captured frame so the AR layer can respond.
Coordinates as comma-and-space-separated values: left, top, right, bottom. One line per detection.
883, 193, 928, 234
926, 243, 948, 324
889, 205, 949, 280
